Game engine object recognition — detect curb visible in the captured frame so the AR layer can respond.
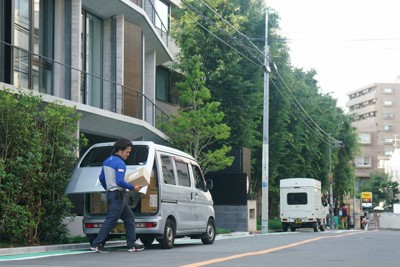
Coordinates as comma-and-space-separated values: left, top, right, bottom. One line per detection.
0, 240, 127, 257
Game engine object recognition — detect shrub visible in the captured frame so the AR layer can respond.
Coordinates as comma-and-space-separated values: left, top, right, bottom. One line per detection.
0, 89, 81, 245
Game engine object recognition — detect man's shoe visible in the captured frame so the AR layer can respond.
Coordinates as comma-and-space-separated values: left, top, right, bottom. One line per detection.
128, 243, 145, 252
91, 246, 107, 253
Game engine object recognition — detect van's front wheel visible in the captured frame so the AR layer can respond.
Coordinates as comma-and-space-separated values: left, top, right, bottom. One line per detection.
201, 219, 216, 245
158, 219, 175, 249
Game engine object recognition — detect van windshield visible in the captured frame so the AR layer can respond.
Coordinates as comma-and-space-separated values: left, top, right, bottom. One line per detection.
80, 145, 149, 167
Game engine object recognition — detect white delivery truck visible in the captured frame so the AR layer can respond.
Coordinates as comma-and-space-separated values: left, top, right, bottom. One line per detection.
280, 178, 327, 232
65, 141, 216, 249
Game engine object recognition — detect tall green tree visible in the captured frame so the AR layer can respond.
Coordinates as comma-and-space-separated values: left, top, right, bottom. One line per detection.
172, 1, 359, 216
0, 89, 81, 245
163, 55, 233, 174
172, 0, 265, 149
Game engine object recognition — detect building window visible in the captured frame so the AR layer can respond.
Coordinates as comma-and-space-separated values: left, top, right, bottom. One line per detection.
384, 149, 393, 156
378, 159, 386, 169
384, 137, 393, 144
11, 0, 54, 93
384, 125, 393, 131
81, 10, 103, 108
383, 88, 393, 94
155, 0, 169, 32
156, 67, 171, 102
383, 100, 393, 106
359, 133, 371, 144
355, 156, 371, 167
384, 112, 394, 119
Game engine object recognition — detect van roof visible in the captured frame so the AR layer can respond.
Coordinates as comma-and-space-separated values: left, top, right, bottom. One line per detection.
280, 178, 321, 188
91, 141, 195, 161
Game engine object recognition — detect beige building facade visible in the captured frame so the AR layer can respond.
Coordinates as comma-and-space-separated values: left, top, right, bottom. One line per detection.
346, 83, 400, 179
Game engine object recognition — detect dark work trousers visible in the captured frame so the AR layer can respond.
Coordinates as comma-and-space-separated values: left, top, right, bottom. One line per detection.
92, 190, 136, 248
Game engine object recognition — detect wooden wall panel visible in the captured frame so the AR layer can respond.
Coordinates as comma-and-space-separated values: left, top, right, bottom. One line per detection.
124, 21, 142, 118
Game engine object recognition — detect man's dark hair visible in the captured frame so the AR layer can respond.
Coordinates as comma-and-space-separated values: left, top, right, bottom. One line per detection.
114, 138, 132, 152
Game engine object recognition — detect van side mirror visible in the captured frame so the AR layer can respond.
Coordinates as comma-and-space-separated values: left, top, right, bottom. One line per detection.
206, 179, 213, 191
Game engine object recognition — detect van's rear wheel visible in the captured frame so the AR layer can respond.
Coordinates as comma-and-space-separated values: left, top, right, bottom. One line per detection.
87, 234, 105, 247
313, 222, 319, 232
201, 219, 216, 244
140, 236, 155, 247
87, 234, 96, 246
282, 223, 289, 232
158, 219, 175, 249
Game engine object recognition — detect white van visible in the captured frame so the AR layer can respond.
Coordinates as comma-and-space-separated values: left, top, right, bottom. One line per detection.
280, 178, 327, 232
65, 141, 216, 249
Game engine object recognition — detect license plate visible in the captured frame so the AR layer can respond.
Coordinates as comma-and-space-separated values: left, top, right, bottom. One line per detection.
295, 219, 302, 224
111, 224, 125, 234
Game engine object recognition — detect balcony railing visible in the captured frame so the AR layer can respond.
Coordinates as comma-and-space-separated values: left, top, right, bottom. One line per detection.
0, 40, 169, 133
142, 0, 171, 47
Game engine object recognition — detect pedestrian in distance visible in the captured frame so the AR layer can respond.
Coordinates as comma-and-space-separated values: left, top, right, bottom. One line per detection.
333, 213, 339, 230
339, 203, 348, 230
361, 212, 369, 230
90, 138, 145, 253
373, 210, 381, 230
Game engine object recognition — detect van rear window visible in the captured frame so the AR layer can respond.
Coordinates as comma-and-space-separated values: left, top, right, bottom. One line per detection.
287, 192, 307, 205
80, 145, 149, 167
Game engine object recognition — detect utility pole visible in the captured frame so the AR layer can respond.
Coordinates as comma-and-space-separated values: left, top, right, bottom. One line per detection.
261, 10, 270, 234
328, 139, 343, 229
329, 141, 334, 230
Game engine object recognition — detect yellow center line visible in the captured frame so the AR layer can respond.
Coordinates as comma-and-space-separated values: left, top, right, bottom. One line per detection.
180, 232, 363, 267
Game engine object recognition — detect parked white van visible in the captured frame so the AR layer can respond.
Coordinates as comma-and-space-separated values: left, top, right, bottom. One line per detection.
65, 141, 216, 249
280, 178, 327, 232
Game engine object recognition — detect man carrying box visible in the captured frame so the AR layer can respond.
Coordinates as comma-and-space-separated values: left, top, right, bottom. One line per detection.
91, 138, 145, 253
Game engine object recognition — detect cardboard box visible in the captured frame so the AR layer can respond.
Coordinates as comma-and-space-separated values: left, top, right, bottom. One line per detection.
125, 167, 150, 187
144, 176, 158, 195
141, 194, 158, 213
90, 193, 101, 202
90, 193, 108, 214
90, 201, 100, 214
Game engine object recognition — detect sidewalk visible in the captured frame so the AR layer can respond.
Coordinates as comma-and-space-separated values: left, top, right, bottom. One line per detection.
0, 232, 251, 257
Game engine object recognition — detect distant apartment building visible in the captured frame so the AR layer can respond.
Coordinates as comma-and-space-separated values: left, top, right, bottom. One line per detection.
346, 83, 400, 179
0, 0, 181, 147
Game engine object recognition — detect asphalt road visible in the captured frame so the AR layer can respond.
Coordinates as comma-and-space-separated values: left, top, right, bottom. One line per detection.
1, 229, 399, 267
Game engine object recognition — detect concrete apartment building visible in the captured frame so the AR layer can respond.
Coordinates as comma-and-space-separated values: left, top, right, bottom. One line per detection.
346, 83, 400, 179
0, 0, 182, 146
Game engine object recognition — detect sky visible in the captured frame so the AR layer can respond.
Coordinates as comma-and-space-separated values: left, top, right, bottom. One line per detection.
266, 0, 400, 109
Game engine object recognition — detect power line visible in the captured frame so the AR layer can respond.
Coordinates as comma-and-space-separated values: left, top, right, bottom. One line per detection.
270, 78, 333, 146
180, 0, 265, 65
197, 0, 265, 56
187, 16, 263, 68
180, 0, 341, 146
272, 66, 341, 145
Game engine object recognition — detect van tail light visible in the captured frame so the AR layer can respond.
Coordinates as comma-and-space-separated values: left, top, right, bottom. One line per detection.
136, 222, 157, 228
85, 223, 103, 228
